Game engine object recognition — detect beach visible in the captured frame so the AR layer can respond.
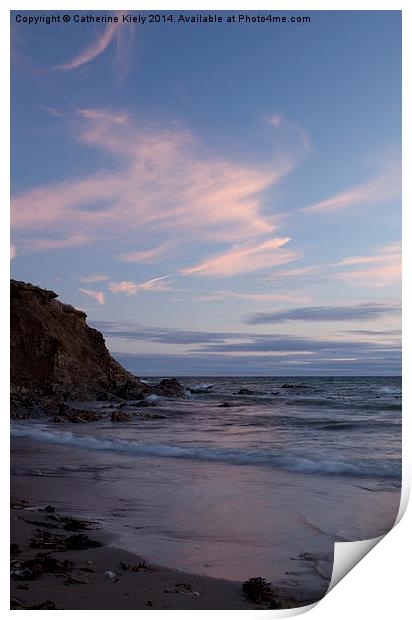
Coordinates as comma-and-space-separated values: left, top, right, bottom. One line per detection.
11, 377, 401, 610
11, 502, 262, 611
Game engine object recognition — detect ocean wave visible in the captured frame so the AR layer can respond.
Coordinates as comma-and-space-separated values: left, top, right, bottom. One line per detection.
11, 426, 401, 480
242, 413, 401, 432
378, 385, 402, 395
189, 383, 215, 394
280, 397, 402, 411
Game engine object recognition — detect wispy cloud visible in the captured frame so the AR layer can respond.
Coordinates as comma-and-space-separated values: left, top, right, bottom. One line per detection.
56, 12, 133, 74
332, 242, 401, 287
301, 160, 400, 214
267, 115, 311, 152
79, 274, 109, 283
119, 241, 178, 263
191, 290, 311, 304
12, 108, 297, 275
16, 234, 92, 254
78, 288, 105, 305
263, 242, 401, 290
108, 275, 172, 296
91, 320, 401, 375
181, 238, 299, 277
93, 320, 399, 353
246, 302, 400, 325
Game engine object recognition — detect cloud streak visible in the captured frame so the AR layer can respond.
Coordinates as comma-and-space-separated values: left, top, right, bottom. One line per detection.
78, 288, 105, 305
11, 108, 297, 276
108, 275, 172, 296
181, 238, 299, 277
267, 115, 311, 152
93, 320, 400, 358
56, 12, 133, 73
301, 161, 400, 214
90, 320, 400, 374
79, 274, 109, 283
332, 242, 401, 287
246, 302, 400, 325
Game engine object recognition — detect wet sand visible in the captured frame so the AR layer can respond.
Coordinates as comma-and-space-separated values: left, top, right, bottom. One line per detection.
10, 505, 255, 610
10, 499, 318, 611
10, 429, 399, 610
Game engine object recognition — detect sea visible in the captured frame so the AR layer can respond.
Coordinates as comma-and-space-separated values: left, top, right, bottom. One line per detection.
11, 376, 402, 599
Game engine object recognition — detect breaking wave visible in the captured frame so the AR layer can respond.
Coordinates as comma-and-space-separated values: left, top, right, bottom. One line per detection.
11, 425, 401, 480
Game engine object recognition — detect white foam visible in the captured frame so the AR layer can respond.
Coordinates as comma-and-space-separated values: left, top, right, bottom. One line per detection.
144, 394, 161, 403
192, 383, 214, 390
11, 425, 400, 479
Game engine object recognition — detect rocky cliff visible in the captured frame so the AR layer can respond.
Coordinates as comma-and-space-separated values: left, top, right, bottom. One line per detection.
11, 280, 184, 416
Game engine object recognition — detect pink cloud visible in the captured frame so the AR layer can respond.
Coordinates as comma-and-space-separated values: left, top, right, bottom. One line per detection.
267, 265, 318, 279
14, 234, 92, 254
301, 162, 400, 214
332, 242, 401, 287
79, 274, 109, 283
119, 241, 177, 263
108, 275, 172, 296
78, 288, 105, 305
12, 108, 298, 273
56, 12, 132, 72
181, 237, 299, 277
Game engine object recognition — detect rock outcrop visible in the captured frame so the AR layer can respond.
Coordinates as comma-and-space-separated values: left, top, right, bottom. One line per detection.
10, 280, 185, 416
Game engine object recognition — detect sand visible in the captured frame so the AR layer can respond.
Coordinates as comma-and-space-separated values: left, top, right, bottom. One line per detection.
10, 495, 316, 611
10, 503, 256, 610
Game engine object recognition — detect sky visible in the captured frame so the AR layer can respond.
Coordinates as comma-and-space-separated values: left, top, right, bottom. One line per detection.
10, 10, 401, 375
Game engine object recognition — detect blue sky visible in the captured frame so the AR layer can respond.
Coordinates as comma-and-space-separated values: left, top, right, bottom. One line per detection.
11, 10, 401, 375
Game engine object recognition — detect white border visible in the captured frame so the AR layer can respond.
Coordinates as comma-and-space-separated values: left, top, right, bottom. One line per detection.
3, 2, 410, 618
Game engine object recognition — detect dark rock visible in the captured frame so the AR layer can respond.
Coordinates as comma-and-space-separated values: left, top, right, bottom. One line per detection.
11, 553, 73, 580
10, 543, 19, 556
64, 534, 102, 550
59, 516, 93, 531
66, 574, 89, 585
154, 378, 185, 398
44, 512, 94, 532
242, 577, 277, 604
217, 402, 232, 408
64, 409, 103, 423
269, 598, 299, 609
111, 411, 132, 423
138, 412, 166, 419
238, 388, 255, 395
10, 279, 149, 409
29, 529, 102, 551
119, 560, 154, 572
135, 400, 156, 408
22, 518, 60, 529
29, 529, 66, 550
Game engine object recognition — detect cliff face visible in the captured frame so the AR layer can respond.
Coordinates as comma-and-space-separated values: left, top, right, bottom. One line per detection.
11, 280, 147, 402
